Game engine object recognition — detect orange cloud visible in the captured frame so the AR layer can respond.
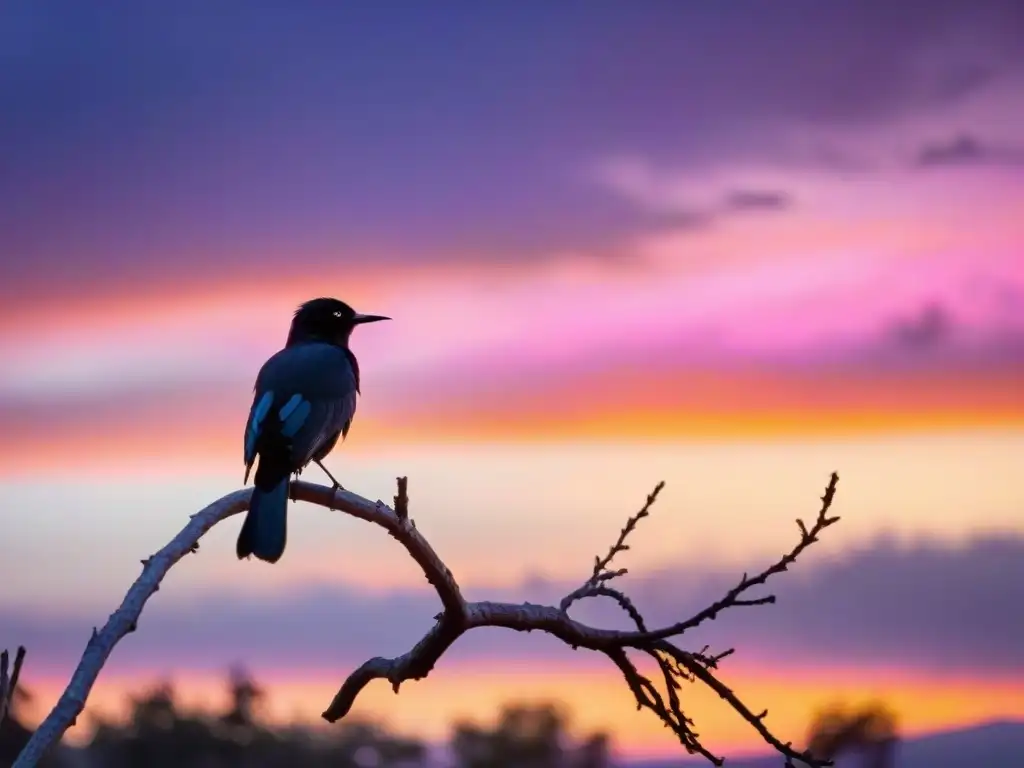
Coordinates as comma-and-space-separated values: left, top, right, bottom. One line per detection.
401, 364, 1024, 442
1, 363, 1021, 475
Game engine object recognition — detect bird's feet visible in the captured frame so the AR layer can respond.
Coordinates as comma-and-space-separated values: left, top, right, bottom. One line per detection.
314, 460, 346, 492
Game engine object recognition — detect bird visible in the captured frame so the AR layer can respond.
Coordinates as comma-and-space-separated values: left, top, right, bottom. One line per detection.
238, 297, 390, 564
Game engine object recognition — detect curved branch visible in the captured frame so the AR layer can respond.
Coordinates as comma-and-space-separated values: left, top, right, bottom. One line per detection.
13, 487, 252, 768
15, 473, 841, 768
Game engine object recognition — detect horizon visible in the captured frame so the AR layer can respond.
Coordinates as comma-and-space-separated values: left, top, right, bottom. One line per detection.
2, 1, 1023, 763
10, 667, 1024, 764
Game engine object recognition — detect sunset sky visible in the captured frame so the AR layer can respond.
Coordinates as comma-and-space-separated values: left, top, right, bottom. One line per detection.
1, 0, 1023, 761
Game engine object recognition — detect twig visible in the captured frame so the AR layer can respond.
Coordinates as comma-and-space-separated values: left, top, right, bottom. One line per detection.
14, 473, 841, 768
560, 481, 664, 613
0, 646, 27, 726
394, 476, 409, 521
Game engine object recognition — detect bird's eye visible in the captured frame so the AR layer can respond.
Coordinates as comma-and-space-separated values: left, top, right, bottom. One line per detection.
333, 311, 344, 318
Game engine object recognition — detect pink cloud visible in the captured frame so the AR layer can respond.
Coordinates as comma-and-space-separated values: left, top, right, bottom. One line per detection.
3, 130, 1023, 410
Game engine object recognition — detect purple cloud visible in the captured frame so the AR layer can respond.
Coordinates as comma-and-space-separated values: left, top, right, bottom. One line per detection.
3, 1, 1024, 303
4, 534, 1023, 680
628, 534, 1024, 673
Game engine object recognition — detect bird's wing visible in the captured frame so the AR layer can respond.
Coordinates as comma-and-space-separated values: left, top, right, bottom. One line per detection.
286, 393, 356, 467
310, 386, 358, 462
341, 377, 358, 438
243, 388, 274, 479
243, 344, 358, 475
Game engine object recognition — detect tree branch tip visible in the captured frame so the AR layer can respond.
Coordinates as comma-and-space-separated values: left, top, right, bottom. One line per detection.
394, 476, 410, 520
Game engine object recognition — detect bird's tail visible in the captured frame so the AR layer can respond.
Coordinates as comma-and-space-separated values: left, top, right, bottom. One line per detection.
237, 468, 290, 563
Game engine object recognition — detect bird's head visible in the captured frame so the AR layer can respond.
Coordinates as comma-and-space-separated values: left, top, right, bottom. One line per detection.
286, 297, 390, 348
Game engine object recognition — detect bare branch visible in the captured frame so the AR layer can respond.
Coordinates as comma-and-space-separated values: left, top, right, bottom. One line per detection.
12, 487, 251, 768
610, 471, 841, 645
0, 646, 27, 727
560, 481, 664, 614
15, 473, 841, 768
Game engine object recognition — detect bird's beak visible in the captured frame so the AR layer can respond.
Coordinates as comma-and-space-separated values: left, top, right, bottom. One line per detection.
352, 312, 391, 325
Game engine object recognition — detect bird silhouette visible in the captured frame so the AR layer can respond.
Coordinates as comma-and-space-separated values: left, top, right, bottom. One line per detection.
238, 297, 390, 563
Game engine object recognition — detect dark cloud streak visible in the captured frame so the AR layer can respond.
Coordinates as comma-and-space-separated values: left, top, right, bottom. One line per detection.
887, 303, 954, 351
865, 298, 1024, 366
915, 134, 1024, 168
723, 190, 792, 212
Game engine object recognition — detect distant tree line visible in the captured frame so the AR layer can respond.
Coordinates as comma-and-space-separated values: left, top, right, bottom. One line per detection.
0, 667, 612, 768
1, 665, 897, 768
